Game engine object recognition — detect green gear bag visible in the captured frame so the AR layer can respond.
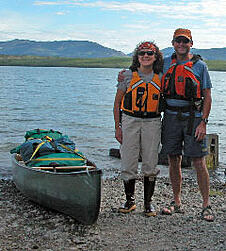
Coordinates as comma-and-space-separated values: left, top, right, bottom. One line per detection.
10, 129, 64, 154
25, 129, 63, 140
27, 152, 86, 167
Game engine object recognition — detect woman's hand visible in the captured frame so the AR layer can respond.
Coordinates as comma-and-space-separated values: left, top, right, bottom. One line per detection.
115, 127, 122, 144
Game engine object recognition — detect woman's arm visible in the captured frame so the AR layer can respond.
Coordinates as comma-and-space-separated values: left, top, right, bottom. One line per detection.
113, 89, 125, 144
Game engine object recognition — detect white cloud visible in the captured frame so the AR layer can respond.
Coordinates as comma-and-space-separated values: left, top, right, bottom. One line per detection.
34, 0, 226, 18
34, 1, 65, 6
0, 13, 64, 42
56, 11, 66, 15
33, 0, 226, 31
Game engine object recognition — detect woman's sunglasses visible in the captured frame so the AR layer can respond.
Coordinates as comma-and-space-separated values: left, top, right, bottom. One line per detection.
138, 51, 155, 56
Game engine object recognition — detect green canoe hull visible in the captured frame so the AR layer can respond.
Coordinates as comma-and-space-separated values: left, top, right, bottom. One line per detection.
12, 154, 102, 225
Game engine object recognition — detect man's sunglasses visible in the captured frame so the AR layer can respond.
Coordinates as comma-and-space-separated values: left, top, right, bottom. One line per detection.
138, 51, 155, 56
174, 37, 191, 44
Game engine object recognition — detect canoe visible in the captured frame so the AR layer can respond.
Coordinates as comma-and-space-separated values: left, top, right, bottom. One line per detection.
11, 153, 102, 225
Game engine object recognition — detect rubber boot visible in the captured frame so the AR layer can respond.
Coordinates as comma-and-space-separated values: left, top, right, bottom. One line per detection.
144, 176, 157, 217
118, 179, 136, 213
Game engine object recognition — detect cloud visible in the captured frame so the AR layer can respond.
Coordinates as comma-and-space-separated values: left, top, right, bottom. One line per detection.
0, 12, 66, 42
56, 11, 66, 15
33, 0, 226, 32
34, 1, 64, 6
34, 0, 226, 18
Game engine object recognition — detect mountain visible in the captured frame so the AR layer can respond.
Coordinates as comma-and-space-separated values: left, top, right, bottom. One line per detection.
0, 39, 126, 58
160, 47, 226, 60
0, 39, 225, 60
127, 47, 226, 60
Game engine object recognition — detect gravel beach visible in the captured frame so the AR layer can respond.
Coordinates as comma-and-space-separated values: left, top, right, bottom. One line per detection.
0, 175, 225, 251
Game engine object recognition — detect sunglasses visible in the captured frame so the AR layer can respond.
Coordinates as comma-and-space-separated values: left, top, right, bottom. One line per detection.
174, 37, 191, 44
138, 50, 155, 56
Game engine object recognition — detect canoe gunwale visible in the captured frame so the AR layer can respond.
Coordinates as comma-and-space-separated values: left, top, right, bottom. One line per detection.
12, 154, 102, 176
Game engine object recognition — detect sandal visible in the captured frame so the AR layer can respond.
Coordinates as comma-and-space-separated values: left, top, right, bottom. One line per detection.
201, 205, 215, 222
161, 201, 184, 215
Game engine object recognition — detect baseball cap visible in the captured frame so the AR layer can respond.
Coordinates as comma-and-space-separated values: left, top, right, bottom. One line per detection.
173, 28, 192, 41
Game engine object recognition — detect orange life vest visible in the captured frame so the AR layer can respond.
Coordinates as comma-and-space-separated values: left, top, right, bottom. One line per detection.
161, 58, 201, 101
121, 71, 161, 118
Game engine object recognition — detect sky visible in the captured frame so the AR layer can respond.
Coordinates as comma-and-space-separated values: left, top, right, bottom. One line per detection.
0, 0, 225, 54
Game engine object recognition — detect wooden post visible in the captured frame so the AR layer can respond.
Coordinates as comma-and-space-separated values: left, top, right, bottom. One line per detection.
206, 134, 219, 169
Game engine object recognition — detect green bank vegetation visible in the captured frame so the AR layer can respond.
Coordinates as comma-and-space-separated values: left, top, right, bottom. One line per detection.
204, 60, 226, 72
0, 55, 225, 71
0, 55, 131, 68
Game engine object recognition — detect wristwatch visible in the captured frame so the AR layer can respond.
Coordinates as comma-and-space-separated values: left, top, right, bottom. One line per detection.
201, 118, 208, 124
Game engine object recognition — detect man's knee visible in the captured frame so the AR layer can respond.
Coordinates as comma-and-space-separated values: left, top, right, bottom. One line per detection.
168, 154, 182, 165
192, 157, 206, 169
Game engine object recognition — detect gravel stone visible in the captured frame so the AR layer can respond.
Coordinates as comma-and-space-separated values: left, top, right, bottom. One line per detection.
0, 176, 225, 251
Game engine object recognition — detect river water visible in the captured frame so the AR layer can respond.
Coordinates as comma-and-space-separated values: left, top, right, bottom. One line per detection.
0, 66, 225, 182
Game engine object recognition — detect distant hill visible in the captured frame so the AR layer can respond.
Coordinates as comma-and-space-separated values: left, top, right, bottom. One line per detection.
161, 47, 226, 60
0, 39, 225, 60
127, 47, 226, 60
0, 39, 126, 58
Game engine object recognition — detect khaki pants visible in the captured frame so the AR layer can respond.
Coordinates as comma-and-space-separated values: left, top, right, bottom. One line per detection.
120, 114, 161, 181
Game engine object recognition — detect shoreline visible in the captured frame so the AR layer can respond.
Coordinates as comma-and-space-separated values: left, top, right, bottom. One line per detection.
0, 55, 226, 71
0, 64, 225, 72
0, 176, 225, 250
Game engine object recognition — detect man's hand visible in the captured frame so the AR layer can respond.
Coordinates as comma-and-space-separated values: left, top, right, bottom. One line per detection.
117, 69, 126, 82
195, 88, 211, 142
195, 121, 206, 141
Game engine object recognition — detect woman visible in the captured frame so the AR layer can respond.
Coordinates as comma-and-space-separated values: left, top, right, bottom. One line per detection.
113, 41, 163, 216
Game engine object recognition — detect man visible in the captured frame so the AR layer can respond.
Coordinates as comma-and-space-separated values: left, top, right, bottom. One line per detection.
161, 28, 214, 221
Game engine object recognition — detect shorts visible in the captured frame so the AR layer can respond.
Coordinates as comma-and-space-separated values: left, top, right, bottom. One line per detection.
161, 112, 208, 158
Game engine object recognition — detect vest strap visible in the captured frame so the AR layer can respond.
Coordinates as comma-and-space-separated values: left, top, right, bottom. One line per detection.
122, 110, 161, 118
